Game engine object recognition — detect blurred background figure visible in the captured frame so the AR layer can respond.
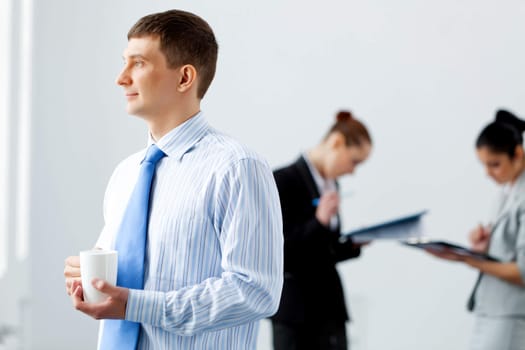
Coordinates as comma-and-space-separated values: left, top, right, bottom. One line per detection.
270, 111, 372, 350
427, 109, 525, 350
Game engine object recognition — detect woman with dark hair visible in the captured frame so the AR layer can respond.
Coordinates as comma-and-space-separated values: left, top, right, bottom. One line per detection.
270, 110, 372, 350
429, 109, 525, 350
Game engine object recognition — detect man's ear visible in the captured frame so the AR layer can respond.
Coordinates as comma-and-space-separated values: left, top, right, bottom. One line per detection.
177, 64, 198, 93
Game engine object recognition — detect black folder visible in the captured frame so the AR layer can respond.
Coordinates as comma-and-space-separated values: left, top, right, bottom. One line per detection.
343, 210, 428, 242
402, 238, 500, 262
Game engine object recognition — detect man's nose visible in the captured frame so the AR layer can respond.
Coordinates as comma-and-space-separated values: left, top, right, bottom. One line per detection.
116, 67, 131, 86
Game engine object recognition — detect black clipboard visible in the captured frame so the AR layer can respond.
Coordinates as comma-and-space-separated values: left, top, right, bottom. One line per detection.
343, 210, 428, 242
402, 238, 500, 262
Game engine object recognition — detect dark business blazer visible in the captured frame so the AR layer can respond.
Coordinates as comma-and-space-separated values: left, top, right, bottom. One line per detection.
271, 156, 361, 325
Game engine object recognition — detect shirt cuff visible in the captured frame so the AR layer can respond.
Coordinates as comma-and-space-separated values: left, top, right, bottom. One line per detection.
126, 289, 166, 327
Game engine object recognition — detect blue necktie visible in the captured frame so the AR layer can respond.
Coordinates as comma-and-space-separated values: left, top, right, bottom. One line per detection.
100, 144, 165, 350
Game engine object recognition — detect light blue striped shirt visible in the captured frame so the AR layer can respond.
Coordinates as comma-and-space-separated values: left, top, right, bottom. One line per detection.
96, 113, 283, 349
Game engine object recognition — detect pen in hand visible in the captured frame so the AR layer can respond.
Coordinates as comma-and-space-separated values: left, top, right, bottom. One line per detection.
312, 191, 354, 206
469, 222, 491, 253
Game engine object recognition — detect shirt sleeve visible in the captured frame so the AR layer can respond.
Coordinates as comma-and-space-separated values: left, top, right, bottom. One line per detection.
514, 200, 525, 283
125, 157, 284, 335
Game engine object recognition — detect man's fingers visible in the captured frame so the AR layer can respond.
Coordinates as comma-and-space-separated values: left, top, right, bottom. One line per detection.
71, 282, 102, 316
64, 264, 81, 278
66, 279, 72, 295
66, 277, 82, 295
71, 279, 81, 291
71, 286, 100, 317
65, 256, 80, 267
74, 281, 116, 319
71, 283, 84, 309
92, 279, 117, 295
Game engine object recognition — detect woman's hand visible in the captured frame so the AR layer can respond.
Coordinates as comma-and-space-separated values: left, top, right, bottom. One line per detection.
315, 191, 339, 227
469, 224, 491, 253
424, 248, 466, 262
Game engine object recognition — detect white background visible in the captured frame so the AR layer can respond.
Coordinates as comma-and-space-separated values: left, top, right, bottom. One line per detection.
1, 0, 525, 349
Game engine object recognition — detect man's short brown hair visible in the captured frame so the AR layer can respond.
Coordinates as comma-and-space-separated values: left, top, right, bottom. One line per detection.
128, 9, 218, 99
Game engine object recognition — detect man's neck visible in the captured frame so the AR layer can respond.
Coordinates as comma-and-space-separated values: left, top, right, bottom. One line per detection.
147, 105, 201, 141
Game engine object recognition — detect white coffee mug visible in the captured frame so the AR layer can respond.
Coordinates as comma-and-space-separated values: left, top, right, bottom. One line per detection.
79, 250, 118, 303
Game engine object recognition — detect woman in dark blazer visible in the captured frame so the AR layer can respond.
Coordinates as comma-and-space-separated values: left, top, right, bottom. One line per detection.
271, 111, 372, 350
428, 109, 525, 350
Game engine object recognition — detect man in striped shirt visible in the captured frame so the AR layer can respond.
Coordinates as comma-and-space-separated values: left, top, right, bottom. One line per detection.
64, 9, 283, 349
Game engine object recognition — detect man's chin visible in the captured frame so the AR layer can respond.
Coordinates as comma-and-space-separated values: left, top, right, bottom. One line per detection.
126, 106, 144, 117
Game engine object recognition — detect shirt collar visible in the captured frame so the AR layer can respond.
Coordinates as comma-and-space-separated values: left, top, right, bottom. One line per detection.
146, 112, 209, 162
302, 152, 336, 194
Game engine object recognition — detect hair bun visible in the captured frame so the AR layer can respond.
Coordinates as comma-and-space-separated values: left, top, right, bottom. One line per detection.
336, 110, 353, 122
496, 109, 517, 124
495, 109, 525, 133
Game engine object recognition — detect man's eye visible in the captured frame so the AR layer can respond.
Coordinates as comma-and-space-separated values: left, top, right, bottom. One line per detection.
134, 61, 144, 67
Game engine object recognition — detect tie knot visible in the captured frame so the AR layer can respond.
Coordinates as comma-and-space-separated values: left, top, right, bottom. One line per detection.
144, 144, 166, 165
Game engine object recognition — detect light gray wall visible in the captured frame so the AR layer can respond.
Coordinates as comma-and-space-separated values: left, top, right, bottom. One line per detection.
2, 0, 524, 349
